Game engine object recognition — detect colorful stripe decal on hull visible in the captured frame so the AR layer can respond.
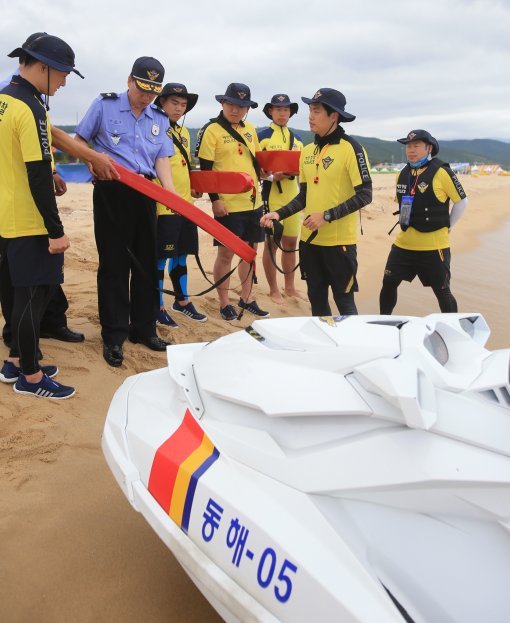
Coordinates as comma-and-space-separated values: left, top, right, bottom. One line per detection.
148, 409, 219, 532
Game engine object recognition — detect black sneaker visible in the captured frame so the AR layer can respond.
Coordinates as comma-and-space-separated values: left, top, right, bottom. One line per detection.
13, 373, 75, 400
157, 308, 178, 328
220, 305, 238, 321
172, 301, 207, 322
238, 299, 270, 317
0, 360, 58, 384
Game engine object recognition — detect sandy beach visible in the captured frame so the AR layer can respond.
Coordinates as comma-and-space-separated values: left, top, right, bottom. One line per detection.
1, 173, 509, 622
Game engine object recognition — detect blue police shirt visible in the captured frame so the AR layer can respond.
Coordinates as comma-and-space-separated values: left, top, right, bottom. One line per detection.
75, 91, 174, 176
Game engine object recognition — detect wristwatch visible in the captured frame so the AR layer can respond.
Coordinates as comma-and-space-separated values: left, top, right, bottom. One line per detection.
323, 210, 332, 223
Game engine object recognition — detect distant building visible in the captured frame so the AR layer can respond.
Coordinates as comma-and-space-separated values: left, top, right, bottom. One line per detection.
470, 164, 503, 175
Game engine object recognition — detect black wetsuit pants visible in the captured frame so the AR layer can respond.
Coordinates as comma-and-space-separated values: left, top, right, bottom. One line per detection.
1, 261, 68, 345
10, 285, 56, 375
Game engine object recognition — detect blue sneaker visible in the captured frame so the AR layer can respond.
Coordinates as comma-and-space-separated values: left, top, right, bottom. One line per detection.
13, 373, 75, 400
220, 305, 238, 321
238, 298, 270, 317
172, 301, 208, 322
157, 308, 178, 328
0, 360, 58, 384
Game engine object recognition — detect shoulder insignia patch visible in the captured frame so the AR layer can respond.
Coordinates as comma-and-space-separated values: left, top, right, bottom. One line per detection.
100, 92, 119, 99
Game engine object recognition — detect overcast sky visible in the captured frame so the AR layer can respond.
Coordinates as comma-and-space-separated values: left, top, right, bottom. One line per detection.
1, 0, 509, 140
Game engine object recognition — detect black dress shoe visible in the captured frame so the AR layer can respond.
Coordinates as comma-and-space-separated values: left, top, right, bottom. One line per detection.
103, 344, 123, 367
128, 335, 170, 351
40, 326, 85, 342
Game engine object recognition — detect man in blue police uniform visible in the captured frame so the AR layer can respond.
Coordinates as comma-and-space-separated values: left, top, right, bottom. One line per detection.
75, 57, 176, 367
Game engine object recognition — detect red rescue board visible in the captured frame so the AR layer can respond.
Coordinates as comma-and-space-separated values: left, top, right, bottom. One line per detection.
256, 150, 300, 175
114, 163, 256, 264
189, 170, 254, 194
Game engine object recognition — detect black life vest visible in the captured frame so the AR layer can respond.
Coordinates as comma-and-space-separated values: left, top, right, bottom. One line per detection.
396, 158, 451, 232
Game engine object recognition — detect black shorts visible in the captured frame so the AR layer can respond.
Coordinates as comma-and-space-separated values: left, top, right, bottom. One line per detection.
214, 208, 265, 247
2, 235, 64, 288
299, 242, 359, 292
157, 214, 198, 257
383, 245, 452, 288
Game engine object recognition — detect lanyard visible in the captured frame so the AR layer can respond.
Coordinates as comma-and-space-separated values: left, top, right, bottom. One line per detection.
408, 167, 424, 196
313, 144, 331, 184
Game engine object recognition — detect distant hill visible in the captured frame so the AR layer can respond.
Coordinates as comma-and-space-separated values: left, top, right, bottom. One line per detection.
58, 125, 510, 169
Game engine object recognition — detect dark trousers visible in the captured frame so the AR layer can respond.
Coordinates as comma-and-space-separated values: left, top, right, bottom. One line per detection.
299, 242, 358, 316
10, 285, 56, 375
0, 242, 68, 345
93, 181, 159, 346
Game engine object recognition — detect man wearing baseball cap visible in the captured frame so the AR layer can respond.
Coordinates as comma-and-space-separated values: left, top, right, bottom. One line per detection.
196, 83, 268, 321
75, 57, 176, 367
379, 129, 468, 315
0, 33, 85, 398
258, 94, 304, 304
153, 83, 207, 327
261, 88, 372, 317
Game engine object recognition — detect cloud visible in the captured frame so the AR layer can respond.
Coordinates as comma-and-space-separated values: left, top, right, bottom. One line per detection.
1, 0, 509, 140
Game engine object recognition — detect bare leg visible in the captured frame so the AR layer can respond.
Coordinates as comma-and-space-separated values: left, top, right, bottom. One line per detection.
214, 246, 235, 308
262, 239, 285, 304
282, 236, 307, 300
240, 243, 257, 304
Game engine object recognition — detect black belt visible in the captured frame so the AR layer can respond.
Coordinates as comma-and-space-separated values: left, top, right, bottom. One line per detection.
94, 172, 155, 185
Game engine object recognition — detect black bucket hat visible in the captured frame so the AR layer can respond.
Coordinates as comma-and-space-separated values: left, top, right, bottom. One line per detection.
301, 88, 355, 122
154, 83, 198, 112
397, 129, 439, 157
263, 94, 298, 119
215, 83, 258, 108
131, 56, 165, 94
8, 34, 84, 78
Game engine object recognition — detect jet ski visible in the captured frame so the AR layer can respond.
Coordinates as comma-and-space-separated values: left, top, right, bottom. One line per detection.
102, 313, 510, 623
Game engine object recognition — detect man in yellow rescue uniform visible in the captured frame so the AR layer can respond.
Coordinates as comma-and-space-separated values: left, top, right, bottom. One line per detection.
154, 83, 207, 328
258, 94, 304, 304
379, 129, 467, 314
260, 88, 372, 317
196, 83, 269, 321
0, 34, 84, 398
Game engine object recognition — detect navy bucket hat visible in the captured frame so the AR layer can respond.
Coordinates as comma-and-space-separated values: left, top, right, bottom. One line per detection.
301, 88, 355, 122
154, 82, 198, 112
8, 34, 84, 78
215, 83, 258, 108
263, 94, 298, 119
397, 129, 439, 157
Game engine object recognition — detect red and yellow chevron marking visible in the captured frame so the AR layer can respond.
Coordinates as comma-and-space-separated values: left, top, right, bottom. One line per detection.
148, 409, 219, 533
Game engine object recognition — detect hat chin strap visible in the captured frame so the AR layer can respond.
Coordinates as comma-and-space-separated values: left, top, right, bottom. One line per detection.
44, 65, 50, 111
318, 116, 337, 138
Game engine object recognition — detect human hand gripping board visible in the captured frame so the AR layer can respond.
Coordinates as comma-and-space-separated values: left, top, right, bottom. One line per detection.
189, 170, 254, 194
113, 163, 256, 264
255, 150, 300, 175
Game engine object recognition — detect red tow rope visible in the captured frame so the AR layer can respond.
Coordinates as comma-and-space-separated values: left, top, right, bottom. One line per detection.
113, 163, 257, 264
